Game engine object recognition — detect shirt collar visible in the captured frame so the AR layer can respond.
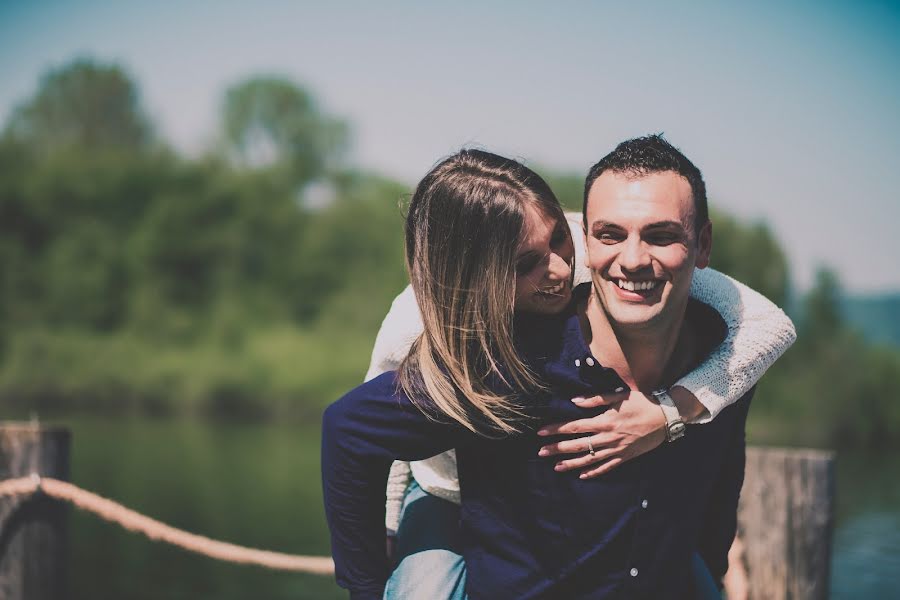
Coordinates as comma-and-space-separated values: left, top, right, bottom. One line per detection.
516, 283, 630, 395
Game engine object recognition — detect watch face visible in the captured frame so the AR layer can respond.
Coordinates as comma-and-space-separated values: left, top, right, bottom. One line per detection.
669, 421, 686, 439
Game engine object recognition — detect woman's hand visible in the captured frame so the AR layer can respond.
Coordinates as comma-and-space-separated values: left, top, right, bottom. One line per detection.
536, 390, 667, 479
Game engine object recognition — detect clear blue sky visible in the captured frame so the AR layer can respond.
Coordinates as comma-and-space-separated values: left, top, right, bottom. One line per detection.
2, 0, 898, 293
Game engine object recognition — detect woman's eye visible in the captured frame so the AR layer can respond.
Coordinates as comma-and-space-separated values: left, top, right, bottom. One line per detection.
516, 258, 538, 275
551, 228, 568, 246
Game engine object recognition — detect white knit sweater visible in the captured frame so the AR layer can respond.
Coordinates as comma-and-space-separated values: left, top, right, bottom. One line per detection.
364, 213, 797, 533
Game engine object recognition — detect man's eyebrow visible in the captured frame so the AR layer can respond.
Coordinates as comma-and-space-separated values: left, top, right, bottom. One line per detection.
643, 220, 685, 230
589, 220, 687, 234
589, 220, 625, 233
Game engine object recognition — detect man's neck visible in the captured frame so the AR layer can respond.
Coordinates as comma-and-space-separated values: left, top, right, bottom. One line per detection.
579, 287, 696, 393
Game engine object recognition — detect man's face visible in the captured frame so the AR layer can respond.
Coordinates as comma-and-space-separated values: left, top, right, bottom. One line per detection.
583, 170, 711, 330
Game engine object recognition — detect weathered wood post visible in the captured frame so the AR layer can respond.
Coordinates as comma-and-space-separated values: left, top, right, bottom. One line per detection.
0, 422, 71, 600
736, 447, 836, 600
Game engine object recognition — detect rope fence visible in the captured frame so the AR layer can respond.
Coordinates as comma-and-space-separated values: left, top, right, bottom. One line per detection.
0, 476, 335, 576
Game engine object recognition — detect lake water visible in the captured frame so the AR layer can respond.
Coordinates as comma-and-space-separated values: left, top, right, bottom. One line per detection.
24, 416, 900, 599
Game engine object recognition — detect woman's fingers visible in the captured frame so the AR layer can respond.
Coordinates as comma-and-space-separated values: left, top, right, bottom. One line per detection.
538, 432, 615, 456
552, 445, 619, 472
577, 457, 625, 479
570, 388, 628, 408
537, 417, 613, 437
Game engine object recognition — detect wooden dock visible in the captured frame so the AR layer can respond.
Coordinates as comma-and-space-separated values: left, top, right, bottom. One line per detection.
0, 423, 835, 599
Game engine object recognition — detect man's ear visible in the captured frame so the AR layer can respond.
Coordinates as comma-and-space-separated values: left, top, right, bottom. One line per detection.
695, 220, 712, 269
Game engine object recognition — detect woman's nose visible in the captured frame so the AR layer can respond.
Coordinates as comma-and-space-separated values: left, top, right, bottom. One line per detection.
546, 252, 571, 281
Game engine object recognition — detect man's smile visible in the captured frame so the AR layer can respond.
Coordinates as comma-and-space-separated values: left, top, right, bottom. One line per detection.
609, 277, 664, 301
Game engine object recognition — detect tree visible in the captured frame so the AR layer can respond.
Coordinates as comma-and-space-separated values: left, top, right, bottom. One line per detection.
708, 209, 790, 306
4, 58, 152, 154
221, 77, 348, 186
801, 267, 843, 341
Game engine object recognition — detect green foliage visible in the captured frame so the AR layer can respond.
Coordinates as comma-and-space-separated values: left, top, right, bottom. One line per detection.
2, 58, 900, 448
221, 76, 348, 186
708, 209, 790, 306
537, 169, 584, 213
4, 57, 152, 155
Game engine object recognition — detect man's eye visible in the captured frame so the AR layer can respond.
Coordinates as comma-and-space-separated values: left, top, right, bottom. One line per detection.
596, 232, 623, 244
647, 234, 679, 245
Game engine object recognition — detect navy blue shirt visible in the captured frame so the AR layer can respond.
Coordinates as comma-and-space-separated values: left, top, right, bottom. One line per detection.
322, 285, 751, 599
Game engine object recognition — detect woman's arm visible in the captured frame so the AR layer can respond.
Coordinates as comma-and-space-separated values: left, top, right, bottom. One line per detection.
558, 267, 795, 426
541, 229, 796, 476
322, 374, 462, 599
676, 268, 796, 422
385, 460, 412, 536
363, 286, 421, 534
567, 211, 795, 420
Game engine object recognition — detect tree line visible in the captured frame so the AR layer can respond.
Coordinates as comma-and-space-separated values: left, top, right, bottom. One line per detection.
1, 58, 897, 447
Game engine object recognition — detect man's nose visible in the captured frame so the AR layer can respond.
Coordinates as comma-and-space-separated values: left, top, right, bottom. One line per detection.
618, 237, 650, 272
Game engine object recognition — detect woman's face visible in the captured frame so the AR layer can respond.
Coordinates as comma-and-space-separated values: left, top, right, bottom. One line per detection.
513, 204, 575, 314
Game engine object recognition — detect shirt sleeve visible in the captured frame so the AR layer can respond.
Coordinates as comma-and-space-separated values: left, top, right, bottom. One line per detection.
676, 268, 797, 423
321, 375, 465, 599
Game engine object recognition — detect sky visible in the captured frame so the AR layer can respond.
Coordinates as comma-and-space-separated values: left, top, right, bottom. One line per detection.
1, 0, 899, 293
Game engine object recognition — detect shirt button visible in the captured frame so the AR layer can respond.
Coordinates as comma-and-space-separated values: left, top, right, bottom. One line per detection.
641, 499, 649, 509
630, 567, 639, 577
574, 359, 581, 367
585, 357, 595, 366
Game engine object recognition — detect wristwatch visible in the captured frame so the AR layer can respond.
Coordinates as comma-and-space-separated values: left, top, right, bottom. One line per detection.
652, 388, 686, 442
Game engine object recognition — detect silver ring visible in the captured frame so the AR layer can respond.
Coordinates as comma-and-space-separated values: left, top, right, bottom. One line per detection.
587, 439, 596, 456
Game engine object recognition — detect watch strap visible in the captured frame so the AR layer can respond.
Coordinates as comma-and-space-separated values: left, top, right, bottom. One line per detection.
652, 388, 686, 442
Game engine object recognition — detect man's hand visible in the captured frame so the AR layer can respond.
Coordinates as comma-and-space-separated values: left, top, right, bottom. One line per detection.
536, 390, 666, 479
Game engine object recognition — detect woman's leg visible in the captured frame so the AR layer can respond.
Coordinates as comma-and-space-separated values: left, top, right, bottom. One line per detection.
383, 481, 467, 600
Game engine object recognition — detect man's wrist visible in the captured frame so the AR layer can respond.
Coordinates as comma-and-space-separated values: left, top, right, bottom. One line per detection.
652, 389, 686, 442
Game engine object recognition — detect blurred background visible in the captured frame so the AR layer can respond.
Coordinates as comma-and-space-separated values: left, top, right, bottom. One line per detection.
1, 1, 898, 598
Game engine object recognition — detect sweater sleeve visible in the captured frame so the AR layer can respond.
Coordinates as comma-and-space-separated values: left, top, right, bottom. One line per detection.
364, 285, 422, 381
565, 213, 796, 423
384, 460, 411, 535
322, 374, 464, 599
676, 268, 796, 423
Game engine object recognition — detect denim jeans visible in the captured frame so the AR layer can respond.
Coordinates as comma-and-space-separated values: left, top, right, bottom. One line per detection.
384, 481, 467, 600
384, 482, 722, 600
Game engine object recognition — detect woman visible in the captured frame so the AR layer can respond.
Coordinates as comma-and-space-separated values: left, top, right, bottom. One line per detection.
323, 148, 794, 599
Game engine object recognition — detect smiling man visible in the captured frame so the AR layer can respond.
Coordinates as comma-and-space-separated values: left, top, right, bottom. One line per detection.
581, 135, 713, 395
570, 134, 746, 597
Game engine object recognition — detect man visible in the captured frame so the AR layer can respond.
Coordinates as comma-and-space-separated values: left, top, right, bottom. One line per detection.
574, 134, 747, 594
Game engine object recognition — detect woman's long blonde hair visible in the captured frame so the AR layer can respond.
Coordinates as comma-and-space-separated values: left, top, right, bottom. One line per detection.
397, 149, 567, 436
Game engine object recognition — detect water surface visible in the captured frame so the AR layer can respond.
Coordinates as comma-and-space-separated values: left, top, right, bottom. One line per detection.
28, 415, 900, 599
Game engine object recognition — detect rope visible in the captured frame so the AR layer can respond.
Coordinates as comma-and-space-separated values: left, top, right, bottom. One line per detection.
0, 477, 335, 576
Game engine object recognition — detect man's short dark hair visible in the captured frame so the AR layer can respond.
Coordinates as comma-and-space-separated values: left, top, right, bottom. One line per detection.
583, 134, 708, 234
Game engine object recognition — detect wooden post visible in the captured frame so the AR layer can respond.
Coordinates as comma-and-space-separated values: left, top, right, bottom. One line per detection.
0, 422, 71, 600
736, 446, 836, 600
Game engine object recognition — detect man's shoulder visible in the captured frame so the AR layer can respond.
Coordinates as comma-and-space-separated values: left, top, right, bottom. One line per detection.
685, 298, 728, 360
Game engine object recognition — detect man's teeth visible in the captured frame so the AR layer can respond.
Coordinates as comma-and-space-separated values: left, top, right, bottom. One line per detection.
617, 279, 659, 292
